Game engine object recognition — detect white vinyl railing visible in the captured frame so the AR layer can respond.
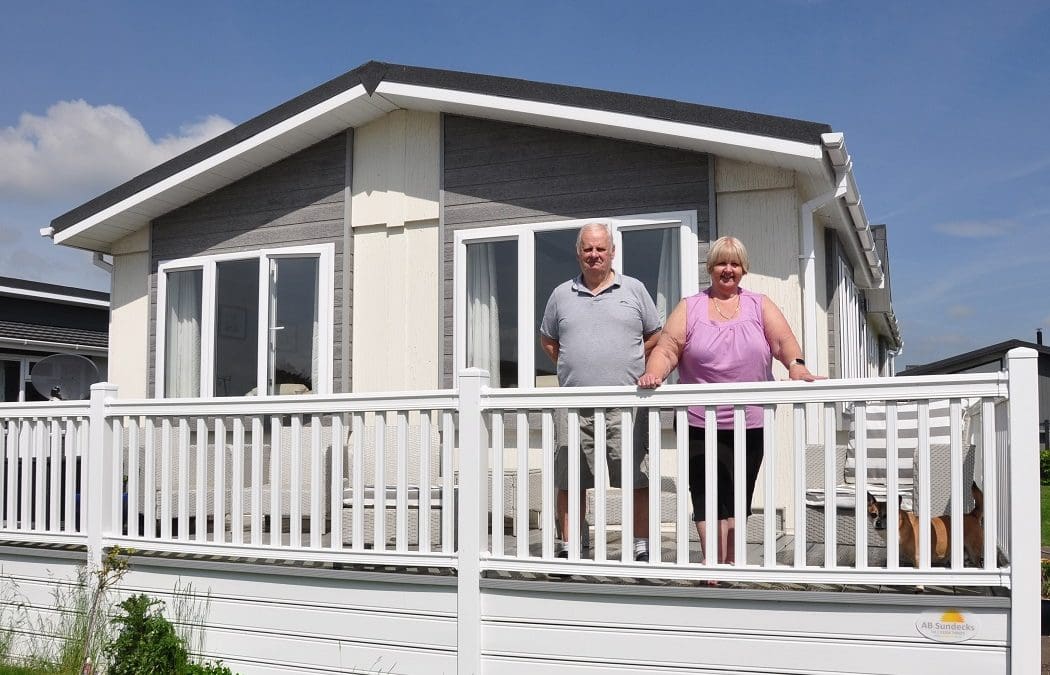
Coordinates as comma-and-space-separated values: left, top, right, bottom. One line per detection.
0, 402, 89, 544
0, 348, 1041, 673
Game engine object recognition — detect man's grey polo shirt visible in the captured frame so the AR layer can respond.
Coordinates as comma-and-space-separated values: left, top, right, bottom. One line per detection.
540, 273, 661, 387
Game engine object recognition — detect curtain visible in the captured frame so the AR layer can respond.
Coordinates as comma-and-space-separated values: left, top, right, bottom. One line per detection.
164, 270, 202, 397
656, 228, 680, 383
466, 243, 501, 387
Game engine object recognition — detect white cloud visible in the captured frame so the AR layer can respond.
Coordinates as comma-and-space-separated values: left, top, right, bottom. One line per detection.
932, 219, 1018, 238
0, 100, 233, 203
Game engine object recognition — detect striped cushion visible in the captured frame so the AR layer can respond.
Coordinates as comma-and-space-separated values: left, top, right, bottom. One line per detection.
843, 399, 953, 486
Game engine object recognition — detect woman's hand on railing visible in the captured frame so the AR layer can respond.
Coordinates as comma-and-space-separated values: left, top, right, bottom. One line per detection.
637, 372, 664, 389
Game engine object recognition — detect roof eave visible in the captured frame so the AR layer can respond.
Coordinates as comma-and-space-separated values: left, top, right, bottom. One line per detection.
51, 65, 831, 252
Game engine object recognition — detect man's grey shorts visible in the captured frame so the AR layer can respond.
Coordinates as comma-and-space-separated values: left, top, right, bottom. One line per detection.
554, 408, 649, 490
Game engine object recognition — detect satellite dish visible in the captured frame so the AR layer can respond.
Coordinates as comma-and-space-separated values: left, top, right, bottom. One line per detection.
30, 354, 101, 401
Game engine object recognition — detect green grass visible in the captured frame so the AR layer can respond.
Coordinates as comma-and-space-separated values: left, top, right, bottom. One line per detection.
1042, 484, 1050, 548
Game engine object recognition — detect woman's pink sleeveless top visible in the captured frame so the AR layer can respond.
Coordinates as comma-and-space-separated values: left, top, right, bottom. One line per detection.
678, 288, 772, 429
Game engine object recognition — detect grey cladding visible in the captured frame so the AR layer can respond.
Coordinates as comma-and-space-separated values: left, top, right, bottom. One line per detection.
148, 134, 347, 395
441, 114, 711, 386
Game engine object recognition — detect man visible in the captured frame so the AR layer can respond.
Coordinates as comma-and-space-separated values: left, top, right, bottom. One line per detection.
539, 223, 662, 562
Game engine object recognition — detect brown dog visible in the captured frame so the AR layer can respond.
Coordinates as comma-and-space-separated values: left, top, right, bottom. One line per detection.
867, 482, 984, 568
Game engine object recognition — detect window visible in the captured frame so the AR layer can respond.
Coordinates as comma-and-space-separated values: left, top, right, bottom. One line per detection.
0, 356, 46, 402
156, 245, 333, 398
455, 212, 698, 388
834, 255, 879, 379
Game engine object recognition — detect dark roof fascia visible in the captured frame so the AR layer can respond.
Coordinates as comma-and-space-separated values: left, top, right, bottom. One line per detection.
51, 61, 832, 235
898, 339, 1050, 376
0, 276, 109, 303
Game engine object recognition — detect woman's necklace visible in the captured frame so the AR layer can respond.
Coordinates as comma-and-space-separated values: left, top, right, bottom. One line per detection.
712, 293, 740, 320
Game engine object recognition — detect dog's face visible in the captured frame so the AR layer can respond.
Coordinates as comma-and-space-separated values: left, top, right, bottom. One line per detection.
867, 493, 887, 530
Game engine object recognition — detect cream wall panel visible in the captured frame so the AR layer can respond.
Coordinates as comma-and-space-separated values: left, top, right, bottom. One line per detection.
110, 227, 150, 398
352, 221, 440, 391
715, 160, 802, 521
350, 109, 441, 392
351, 110, 439, 229
715, 157, 795, 194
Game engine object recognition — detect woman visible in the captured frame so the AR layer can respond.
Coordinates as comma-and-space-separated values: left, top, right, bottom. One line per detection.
638, 236, 822, 566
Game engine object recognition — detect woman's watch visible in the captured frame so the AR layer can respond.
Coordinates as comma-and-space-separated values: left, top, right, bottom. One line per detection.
789, 358, 806, 367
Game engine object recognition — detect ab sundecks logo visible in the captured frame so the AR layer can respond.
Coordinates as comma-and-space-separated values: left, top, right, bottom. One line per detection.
916, 609, 979, 643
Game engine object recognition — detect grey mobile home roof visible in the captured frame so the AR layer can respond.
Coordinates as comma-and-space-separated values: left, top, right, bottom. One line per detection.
51, 61, 832, 234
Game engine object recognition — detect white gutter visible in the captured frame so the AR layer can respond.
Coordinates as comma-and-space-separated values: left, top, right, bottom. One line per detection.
0, 337, 107, 356
821, 133, 883, 287
799, 168, 848, 443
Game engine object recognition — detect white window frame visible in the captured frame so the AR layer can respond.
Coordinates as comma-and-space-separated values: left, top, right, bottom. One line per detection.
0, 354, 42, 402
155, 243, 335, 398
835, 255, 879, 380
453, 210, 699, 388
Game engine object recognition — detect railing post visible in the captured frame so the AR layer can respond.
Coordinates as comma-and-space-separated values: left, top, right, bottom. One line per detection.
1005, 347, 1039, 673
457, 368, 489, 675
87, 382, 118, 570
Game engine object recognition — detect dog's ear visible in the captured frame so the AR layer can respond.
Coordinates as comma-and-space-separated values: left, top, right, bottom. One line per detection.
898, 494, 905, 509
867, 492, 877, 507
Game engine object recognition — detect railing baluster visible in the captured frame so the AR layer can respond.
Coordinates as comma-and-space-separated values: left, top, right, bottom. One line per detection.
160, 418, 172, 540
594, 410, 607, 563
212, 418, 225, 544
567, 408, 581, 560
123, 417, 137, 537
620, 408, 634, 564
792, 404, 806, 568
231, 417, 245, 545
949, 398, 963, 570
885, 402, 899, 570
289, 415, 303, 549
269, 416, 282, 547
703, 409, 717, 568
733, 407, 746, 567
853, 402, 868, 570
395, 411, 408, 552
330, 414, 344, 551
675, 408, 689, 565
981, 398, 998, 569
33, 419, 45, 531
144, 418, 156, 539
823, 403, 836, 569
515, 410, 528, 559
441, 411, 454, 554
541, 409, 554, 560
177, 418, 190, 541
351, 412, 365, 551
195, 418, 208, 543
916, 401, 931, 569
648, 408, 661, 564
310, 415, 323, 550
50, 419, 63, 533
373, 413, 385, 552
109, 418, 122, 536
5, 420, 16, 529
762, 405, 775, 568
251, 416, 264, 546
418, 411, 431, 553
491, 411, 504, 557
86, 417, 100, 537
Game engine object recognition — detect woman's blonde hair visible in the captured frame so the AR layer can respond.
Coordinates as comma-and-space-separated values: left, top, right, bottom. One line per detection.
706, 236, 750, 275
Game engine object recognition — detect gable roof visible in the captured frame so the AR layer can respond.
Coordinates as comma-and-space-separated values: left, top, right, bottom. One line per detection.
50, 61, 836, 252
898, 339, 1050, 376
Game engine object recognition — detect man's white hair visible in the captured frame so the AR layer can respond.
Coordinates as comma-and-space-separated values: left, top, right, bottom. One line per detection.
575, 222, 614, 253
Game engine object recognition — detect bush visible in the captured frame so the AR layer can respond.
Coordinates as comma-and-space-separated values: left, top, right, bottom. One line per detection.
1041, 447, 1050, 484
105, 594, 232, 675
1043, 559, 1050, 598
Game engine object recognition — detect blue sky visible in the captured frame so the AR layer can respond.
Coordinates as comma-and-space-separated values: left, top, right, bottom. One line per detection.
1, 0, 1047, 369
